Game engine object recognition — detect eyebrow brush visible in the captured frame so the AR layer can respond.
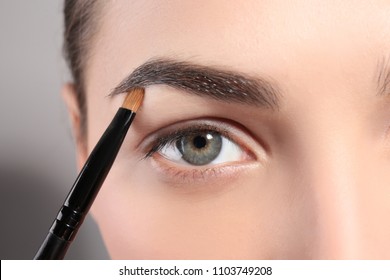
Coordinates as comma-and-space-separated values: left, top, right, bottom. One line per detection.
34, 87, 144, 260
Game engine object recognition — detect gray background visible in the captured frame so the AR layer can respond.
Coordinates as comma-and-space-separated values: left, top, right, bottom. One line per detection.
0, 0, 109, 259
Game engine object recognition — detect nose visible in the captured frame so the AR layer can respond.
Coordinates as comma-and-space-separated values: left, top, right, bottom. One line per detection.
303, 137, 361, 258
291, 113, 390, 259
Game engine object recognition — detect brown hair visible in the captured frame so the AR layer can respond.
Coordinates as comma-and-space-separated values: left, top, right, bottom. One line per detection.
63, 0, 102, 133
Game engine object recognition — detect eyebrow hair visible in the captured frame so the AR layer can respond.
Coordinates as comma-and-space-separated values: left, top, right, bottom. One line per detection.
110, 58, 282, 110
377, 55, 390, 96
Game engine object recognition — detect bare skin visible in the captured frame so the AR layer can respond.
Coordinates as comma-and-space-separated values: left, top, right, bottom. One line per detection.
63, 0, 390, 259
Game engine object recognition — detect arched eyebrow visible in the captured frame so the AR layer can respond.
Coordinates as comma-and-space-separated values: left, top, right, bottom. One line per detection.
109, 58, 282, 110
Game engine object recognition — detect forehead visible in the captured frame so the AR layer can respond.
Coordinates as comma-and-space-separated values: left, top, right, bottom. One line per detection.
89, 0, 390, 100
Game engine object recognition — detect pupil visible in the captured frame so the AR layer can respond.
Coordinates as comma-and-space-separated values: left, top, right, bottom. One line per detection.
193, 135, 207, 149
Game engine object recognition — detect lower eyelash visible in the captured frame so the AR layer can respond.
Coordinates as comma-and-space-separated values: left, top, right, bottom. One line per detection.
150, 153, 256, 185
160, 165, 221, 181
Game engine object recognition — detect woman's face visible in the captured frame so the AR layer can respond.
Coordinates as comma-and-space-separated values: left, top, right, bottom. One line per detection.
66, 0, 390, 258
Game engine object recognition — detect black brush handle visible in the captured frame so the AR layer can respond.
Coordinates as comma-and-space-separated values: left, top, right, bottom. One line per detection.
34, 232, 70, 260
34, 108, 135, 260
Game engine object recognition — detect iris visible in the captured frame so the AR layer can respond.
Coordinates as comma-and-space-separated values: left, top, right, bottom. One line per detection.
176, 132, 222, 165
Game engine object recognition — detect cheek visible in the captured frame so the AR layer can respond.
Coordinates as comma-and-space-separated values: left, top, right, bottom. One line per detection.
90, 161, 160, 258
89, 157, 305, 259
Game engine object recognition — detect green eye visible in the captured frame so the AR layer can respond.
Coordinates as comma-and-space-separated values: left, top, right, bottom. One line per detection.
157, 129, 243, 166
176, 132, 222, 165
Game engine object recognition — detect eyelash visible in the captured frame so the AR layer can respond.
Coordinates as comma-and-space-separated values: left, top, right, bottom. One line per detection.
143, 123, 232, 160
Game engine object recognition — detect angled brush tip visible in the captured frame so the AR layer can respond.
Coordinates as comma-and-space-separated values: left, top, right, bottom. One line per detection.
122, 87, 145, 112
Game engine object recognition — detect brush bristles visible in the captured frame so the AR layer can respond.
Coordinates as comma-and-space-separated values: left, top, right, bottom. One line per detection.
121, 87, 145, 112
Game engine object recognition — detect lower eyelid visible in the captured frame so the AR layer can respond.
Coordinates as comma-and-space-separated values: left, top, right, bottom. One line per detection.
150, 152, 259, 186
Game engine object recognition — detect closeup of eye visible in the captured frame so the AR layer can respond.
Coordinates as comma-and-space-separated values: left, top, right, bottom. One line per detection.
144, 121, 257, 168
158, 130, 242, 166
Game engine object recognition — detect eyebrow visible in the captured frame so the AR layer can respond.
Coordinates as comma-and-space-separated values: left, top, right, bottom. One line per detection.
110, 58, 282, 110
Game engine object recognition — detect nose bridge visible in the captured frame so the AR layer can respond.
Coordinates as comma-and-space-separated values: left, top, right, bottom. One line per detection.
296, 108, 365, 258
